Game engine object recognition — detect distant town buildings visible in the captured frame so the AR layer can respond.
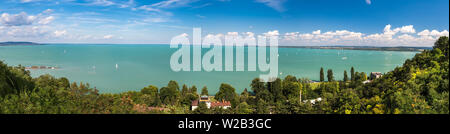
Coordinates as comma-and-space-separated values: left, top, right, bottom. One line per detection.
191, 95, 231, 110
303, 97, 322, 105
362, 80, 372, 84
363, 72, 383, 84
370, 72, 383, 79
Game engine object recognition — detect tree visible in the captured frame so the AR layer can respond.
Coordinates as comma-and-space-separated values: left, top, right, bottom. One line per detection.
201, 86, 208, 96
0, 62, 35, 97
236, 102, 253, 114
256, 99, 270, 114
193, 102, 209, 114
351, 67, 355, 81
361, 72, 367, 81
433, 36, 449, 58
190, 86, 198, 94
344, 70, 348, 82
282, 79, 301, 100
159, 81, 180, 105
320, 67, 325, 82
240, 88, 250, 103
215, 83, 239, 107
327, 69, 334, 82
181, 84, 189, 96
269, 78, 285, 103
251, 78, 265, 95
251, 78, 273, 102
141, 85, 158, 96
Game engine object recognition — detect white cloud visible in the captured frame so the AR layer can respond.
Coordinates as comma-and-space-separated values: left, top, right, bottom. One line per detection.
263, 30, 280, 37
244, 32, 255, 38
196, 14, 206, 19
143, 17, 169, 23
151, 0, 198, 8
255, 0, 287, 12
89, 0, 115, 6
43, 9, 54, 14
281, 24, 449, 46
38, 16, 54, 25
365, 0, 371, 5
138, 5, 162, 12
0, 10, 74, 42
284, 32, 299, 40
103, 34, 114, 39
54, 30, 67, 37
20, 0, 40, 3
312, 30, 321, 35
118, 0, 135, 8
0, 11, 55, 26
227, 32, 239, 36
393, 25, 415, 34
417, 29, 449, 38
0, 12, 36, 26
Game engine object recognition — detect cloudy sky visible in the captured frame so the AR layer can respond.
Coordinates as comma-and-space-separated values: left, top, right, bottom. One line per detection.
0, 0, 448, 46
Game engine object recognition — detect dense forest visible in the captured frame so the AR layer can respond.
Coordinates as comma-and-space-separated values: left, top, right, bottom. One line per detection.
0, 36, 448, 114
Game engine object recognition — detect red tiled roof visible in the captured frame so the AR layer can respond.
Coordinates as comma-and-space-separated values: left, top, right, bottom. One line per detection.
210, 100, 231, 107
191, 100, 199, 106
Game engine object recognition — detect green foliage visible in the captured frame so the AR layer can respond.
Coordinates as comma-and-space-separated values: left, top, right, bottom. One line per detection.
193, 102, 209, 114
0, 62, 35, 97
327, 69, 334, 82
0, 37, 447, 114
215, 83, 239, 107
344, 70, 348, 82
268, 78, 284, 103
201, 86, 208, 96
256, 99, 269, 114
159, 80, 180, 105
320, 67, 324, 82
235, 102, 253, 114
282, 77, 302, 100
351, 67, 355, 81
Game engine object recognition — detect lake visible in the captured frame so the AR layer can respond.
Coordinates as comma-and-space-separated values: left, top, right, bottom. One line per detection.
0, 44, 418, 94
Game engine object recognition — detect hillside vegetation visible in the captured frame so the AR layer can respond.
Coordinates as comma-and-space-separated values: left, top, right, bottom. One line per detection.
0, 37, 448, 114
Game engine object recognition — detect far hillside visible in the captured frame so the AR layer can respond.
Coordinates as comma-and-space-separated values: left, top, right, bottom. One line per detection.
0, 42, 42, 46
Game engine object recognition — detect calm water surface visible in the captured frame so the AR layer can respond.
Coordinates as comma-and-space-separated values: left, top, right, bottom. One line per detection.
0, 44, 418, 94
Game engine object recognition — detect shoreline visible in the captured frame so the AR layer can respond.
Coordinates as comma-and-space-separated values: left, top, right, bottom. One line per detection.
1, 43, 429, 52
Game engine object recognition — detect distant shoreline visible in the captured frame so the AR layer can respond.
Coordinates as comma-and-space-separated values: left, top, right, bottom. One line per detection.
1, 42, 429, 52
279, 46, 430, 52
0, 42, 42, 46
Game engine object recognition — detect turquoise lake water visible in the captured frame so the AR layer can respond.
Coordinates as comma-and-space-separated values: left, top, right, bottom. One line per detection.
0, 44, 418, 94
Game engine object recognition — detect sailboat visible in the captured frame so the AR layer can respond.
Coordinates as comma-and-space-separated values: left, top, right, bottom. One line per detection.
115, 64, 119, 70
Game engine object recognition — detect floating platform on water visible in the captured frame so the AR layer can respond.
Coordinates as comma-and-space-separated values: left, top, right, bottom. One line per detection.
25, 66, 59, 70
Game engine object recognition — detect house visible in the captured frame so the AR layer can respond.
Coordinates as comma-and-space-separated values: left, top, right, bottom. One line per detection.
362, 80, 372, 84
191, 100, 199, 110
303, 97, 322, 105
199, 95, 210, 102
191, 96, 232, 110
370, 72, 383, 80
210, 100, 232, 109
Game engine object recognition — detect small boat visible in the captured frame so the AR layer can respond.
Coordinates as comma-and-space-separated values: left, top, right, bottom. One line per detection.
115, 64, 119, 69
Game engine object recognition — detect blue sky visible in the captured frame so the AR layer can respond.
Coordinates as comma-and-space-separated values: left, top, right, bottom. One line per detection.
0, 0, 448, 46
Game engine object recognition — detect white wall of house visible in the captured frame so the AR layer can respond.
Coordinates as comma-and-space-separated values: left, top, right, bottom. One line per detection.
192, 106, 198, 110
